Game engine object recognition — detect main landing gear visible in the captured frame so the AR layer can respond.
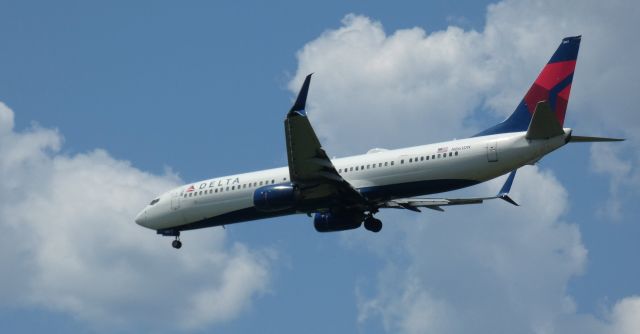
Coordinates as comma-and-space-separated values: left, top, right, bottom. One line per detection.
363, 214, 382, 233
172, 237, 182, 249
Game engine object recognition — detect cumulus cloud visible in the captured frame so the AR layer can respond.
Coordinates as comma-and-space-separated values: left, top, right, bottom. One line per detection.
0, 102, 273, 330
290, 0, 639, 218
290, 15, 492, 155
289, 0, 639, 332
356, 169, 588, 333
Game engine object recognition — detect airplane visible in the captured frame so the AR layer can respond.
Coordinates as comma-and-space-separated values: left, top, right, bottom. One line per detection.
135, 36, 623, 249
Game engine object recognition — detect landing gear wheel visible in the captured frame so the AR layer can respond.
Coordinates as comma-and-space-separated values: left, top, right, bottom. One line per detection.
172, 239, 182, 249
364, 216, 383, 233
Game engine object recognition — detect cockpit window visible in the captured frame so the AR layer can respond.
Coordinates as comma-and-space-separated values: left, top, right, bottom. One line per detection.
149, 198, 160, 205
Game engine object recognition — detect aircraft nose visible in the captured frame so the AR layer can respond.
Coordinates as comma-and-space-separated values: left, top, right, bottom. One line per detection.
135, 209, 147, 227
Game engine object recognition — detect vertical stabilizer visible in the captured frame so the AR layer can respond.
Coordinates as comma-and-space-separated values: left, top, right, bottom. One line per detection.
476, 36, 581, 136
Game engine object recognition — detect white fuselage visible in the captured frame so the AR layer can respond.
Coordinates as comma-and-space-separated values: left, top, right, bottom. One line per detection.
135, 130, 570, 232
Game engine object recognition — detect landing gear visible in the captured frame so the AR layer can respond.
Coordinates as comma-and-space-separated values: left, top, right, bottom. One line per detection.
171, 235, 182, 249
157, 229, 183, 249
364, 215, 383, 233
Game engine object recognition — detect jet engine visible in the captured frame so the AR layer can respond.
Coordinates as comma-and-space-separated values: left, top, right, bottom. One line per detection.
253, 183, 299, 212
313, 211, 364, 232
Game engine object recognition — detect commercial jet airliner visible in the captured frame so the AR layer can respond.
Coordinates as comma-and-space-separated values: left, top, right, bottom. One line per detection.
135, 36, 623, 249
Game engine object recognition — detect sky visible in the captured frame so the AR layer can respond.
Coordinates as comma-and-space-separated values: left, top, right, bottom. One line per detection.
0, 0, 639, 333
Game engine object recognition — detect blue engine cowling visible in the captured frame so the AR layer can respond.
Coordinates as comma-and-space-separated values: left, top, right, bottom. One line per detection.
253, 183, 299, 212
313, 211, 364, 232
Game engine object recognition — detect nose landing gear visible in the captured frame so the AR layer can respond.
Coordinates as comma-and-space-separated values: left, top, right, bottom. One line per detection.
156, 229, 183, 249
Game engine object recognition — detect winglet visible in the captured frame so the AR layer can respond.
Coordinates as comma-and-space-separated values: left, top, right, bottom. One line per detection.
498, 169, 519, 206
289, 73, 313, 116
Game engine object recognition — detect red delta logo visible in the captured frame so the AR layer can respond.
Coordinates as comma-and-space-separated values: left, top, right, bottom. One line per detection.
186, 185, 195, 193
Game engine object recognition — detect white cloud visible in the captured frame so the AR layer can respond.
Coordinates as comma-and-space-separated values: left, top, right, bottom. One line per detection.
589, 144, 637, 221
355, 168, 590, 333
0, 102, 274, 330
290, 15, 493, 155
289, 1, 638, 332
607, 296, 640, 334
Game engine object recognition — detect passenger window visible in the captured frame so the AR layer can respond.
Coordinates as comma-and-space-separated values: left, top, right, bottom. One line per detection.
401, 159, 404, 164
379, 163, 382, 167
432, 155, 435, 159
420, 157, 424, 161
449, 152, 453, 157
350, 167, 353, 171
391, 161, 394, 166
232, 186, 235, 190
438, 154, 441, 158
384, 162, 388, 166
455, 151, 459, 156
426, 156, 430, 160
356, 166, 359, 171
226, 187, 229, 191
271, 180, 275, 184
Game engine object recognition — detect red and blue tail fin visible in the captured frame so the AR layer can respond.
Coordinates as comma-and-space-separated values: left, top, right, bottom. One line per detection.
476, 36, 581, 136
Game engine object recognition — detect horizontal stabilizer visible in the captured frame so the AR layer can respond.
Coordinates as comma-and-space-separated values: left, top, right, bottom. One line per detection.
526, 101, 565, 140
568, 135, 625, 143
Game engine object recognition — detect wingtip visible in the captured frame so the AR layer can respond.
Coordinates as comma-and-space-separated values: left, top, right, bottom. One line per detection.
500, 195, 519, 206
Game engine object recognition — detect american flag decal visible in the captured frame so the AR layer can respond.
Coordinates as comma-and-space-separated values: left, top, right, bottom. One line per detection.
186, 185, 195, 192
437, 147, 448, 153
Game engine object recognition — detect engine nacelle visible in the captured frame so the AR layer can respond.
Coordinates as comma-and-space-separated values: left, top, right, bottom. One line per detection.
253, 183, 298, 212
313, 211, 364, 232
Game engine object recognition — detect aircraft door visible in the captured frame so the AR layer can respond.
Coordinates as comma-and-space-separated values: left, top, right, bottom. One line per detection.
171, 191, 181, 210
487, 141, 498, 162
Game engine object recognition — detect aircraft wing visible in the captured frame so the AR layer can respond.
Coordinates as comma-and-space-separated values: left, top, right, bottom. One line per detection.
285, 74, 367, 207
382, 170, 519, 212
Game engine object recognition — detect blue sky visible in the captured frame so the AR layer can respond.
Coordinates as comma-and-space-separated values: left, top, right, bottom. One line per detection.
1, 1, 639, 333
